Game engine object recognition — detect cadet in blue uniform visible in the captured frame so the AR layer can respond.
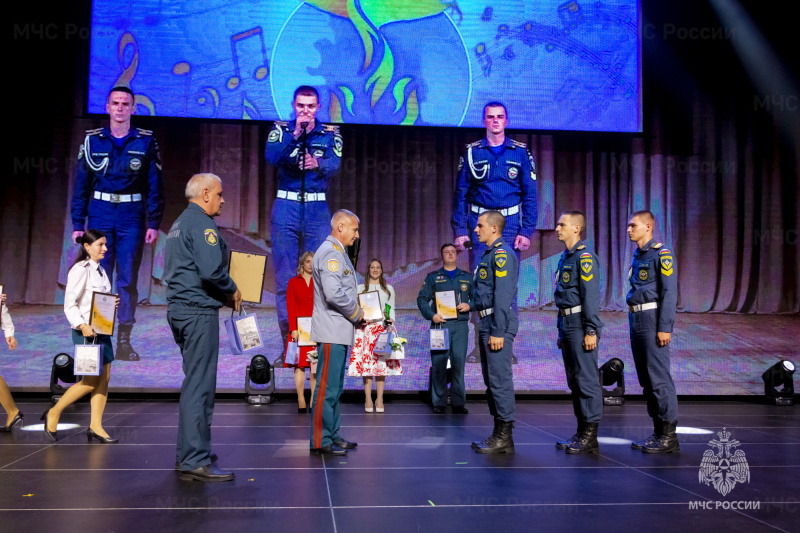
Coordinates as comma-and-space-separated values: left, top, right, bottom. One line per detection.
626, 210, 679, 454
470, 211, 519, 454
71, 86, 164, 361
416, 243, 473, 414
452, 102, 537, 363
165, 174, 242, 482
310, 210, 363, 456
553, 212, 604, 454
265, 86, 342, 348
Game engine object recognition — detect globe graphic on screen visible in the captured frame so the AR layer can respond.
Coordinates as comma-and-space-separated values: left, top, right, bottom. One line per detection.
270, 3, 471, 126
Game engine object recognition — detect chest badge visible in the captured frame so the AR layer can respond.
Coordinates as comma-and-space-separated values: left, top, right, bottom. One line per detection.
639, 269, 648, 281
461, 283, 468, 292
129, 158, 142, 171
507, 166, 518, 179
562, 271, 571, 283
479, 268, 488, 280
313, 149, 325, 158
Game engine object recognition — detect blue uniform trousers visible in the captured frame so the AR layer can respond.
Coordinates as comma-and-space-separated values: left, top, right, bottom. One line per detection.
310, 342, 347, 448
629, 309, 678, 422
557, 313, 602, 423
478, 316, 516, 422
430, 321, 469, 408
168, 309, 220, 470
88, 199, 146, 326
271, 199, 330, 337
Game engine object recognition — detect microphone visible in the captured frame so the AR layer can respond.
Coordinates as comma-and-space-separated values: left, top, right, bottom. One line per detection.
300, 121, 309, 131
463, 240, 473, 249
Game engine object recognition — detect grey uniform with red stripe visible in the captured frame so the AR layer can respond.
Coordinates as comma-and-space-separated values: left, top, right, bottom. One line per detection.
309, 236, 363, 449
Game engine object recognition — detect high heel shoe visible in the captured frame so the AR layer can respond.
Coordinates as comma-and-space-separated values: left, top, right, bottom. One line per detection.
1, 411, 24, 432
375, 405, 385, 413
40, 408, 57, 441
87, 427, 118, 444
365, 404, 374, 413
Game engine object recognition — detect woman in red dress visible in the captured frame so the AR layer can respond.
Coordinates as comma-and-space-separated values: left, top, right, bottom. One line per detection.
285, 252, 316, 412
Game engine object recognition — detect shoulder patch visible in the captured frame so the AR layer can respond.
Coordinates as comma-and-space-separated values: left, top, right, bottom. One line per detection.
652, 242, 663, 249
495, 255, 507, 268
332, 133, 343, 157
660, 255, 674, 276
204, 229, 218, 246
327, 259, 340, 272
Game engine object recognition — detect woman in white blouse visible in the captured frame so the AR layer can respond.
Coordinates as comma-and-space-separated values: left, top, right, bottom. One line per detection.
42, 230, 119, 443
348, 259, 402, 412
1, 293, 22, 432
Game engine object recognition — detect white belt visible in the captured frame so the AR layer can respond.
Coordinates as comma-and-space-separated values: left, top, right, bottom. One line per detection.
93, 191, 142, 203
629, 302, 658, 313
559, 305, 582, 316
277, 190, 326, 202
478, 308, 493, 318
470, 204, 520, 217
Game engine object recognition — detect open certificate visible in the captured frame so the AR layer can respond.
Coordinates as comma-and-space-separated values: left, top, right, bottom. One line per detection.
435, 290, 458, 320
90, 291, 117, 336
296, 316, 314, 346
358, 291, 383, 322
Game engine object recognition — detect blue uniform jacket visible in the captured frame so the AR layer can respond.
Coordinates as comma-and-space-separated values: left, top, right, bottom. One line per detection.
71, 127, 164, 231
264, 120, 342, 193
626, 238, 677, 332
416, 267, 473, 325
452, 137, 537, 239
164, 203, 237, 309
471, 238, 519, 337
554, 240, 604, 335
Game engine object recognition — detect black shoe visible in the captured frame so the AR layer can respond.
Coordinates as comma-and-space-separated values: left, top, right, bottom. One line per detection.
87, 428, 119, 444
310, 445, 347, 456
432, 406, 445, 414
1, 411, 23, 432
643, 421, 680, 454
475, 420, 514, 454
115, 325, 140, 361
298, 407, 308, 413
631, 419, 663, 450
40, 408, 57, 441
566, 422, 599, 454
452, 406, 469, 414
556, 422, 584, 450
472, 418, 499, 449
175, 453, 218, 470
179, 464, 235, 482
333, 438, 358, 450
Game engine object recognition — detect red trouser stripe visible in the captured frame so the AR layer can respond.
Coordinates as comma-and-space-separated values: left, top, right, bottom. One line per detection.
312, 343, 331, 449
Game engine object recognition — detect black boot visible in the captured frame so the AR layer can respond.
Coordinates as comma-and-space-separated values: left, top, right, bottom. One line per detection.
475, 420, 514, 454
115, 325, 140, 361
566, 422, 599, 454
643, 421, 680, 454
631, 419, 662, 450
472, 418, 499, 449
556, 421, 584, 450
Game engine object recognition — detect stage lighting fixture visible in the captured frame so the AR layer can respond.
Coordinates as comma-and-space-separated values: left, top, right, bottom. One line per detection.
245, 354, 275, 405
762, 359, 795, 406
599, 358, 625, 406
50, 353, 78, 403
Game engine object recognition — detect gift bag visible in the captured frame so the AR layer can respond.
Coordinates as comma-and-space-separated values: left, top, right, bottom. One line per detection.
373, 327, 395, 357
388, 342, 405, 360
430, 324, 449, 351
285, 341, 299, 366
74, 339, 103, 376
224, 307, 263, 354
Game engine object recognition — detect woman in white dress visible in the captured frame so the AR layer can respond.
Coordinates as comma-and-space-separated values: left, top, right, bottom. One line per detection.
348, 259, 401, 412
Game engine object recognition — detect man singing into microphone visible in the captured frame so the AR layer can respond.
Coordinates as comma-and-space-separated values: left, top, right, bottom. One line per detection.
265, 86, 343, 352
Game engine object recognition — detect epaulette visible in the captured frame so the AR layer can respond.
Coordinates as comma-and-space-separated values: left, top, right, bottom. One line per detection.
576, 245, 586, 250
274, 121, 289, 128
332, 243, 343, 253
652, 242, 663, 249
85, 128, 103, 136
135, 128, 153, 136
510, 139, 528, 148
322, 124, 340, 134
466, 140, 481, 149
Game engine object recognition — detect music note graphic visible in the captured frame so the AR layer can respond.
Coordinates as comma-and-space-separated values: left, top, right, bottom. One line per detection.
475, 43, 492, 77
227, 27, 269, 90
172, 62, 191, 115
113, 32, 156, 115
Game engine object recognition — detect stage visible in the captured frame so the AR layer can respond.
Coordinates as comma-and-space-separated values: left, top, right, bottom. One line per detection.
0, 399, 796, 532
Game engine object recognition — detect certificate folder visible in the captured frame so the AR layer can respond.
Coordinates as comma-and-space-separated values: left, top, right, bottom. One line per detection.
229, 250, 268, 304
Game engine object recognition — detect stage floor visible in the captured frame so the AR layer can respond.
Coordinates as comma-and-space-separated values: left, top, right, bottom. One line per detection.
0, 399, 797, 532
2, 306, 799, 394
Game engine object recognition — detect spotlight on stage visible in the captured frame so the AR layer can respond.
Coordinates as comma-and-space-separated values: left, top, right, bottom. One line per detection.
599, 358, 625, 406
50, 353, 78, 404
762, 359, 795, 406
245, 354, 275, 405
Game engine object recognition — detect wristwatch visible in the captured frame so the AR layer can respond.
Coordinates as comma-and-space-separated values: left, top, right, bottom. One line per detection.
586, 330, 596, 336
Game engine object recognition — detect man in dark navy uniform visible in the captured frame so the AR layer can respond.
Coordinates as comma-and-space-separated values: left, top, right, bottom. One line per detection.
265, 86, 342, 351
71, 86, 164, 361
626, 210, 679, 454
452, 102, 537, 363
416, 243, 473, 414
553, 212, 604, 454
165, 173, 242, 482
469, 211, 519, 454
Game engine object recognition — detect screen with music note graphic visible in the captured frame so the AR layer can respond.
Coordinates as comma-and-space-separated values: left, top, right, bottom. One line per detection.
88, 0, 641, 132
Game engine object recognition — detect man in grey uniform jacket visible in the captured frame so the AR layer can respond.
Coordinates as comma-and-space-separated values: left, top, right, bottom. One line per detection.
310, 209, 364, 455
